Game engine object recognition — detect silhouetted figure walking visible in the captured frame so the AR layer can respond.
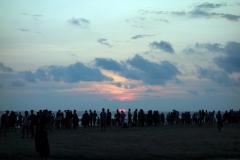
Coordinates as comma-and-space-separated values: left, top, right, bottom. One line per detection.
216, 111, 223, 131
35, 125, 50, 160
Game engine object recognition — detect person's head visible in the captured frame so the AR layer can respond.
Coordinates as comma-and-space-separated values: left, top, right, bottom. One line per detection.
102, 108, 105, 112
6, 110, 9, 114
25, 111, 28, 115
129, 109, 131, 111
31, 110, 34, 114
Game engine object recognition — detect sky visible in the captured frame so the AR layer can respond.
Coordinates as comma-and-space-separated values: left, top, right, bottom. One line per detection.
0, 0, 240, 112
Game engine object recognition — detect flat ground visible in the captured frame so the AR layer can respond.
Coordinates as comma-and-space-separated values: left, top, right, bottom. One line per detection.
0, 124, 240, 160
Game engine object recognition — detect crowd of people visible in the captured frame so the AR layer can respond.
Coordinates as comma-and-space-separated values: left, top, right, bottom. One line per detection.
0, 108, 239, 135
0, 108, 239, 159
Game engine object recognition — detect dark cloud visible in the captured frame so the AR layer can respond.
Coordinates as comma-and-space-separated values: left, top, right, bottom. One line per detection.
95, 54, 181, 85
220, 13, 240, 22
189, 3, 240, 21
113, 82, 122, 88
196, 66, 240, 86
94, 58, 123, 71
137, 3, 239, 22
97, 38, 112, 47
171, 11, 186, 16
21, 62, 113, 83
194, 2, 226, 10
0, 62, 13, 72
33, 15, 43, 17
22, 71, 36, 83
131, 34, 155, 40
183, 43, 223, 54
155, 18, 169, 23
145, 89, 158, 93
187, 90, 198, 95
204, 88, 217, 93
47, 62, 113, 83
150, 41, 175, 53
126, 55, 180, 85
12, 80, 26, 87
112, 82, 137, 89
214, 41, 240, 73
68, 17, 90, 28
19, 29, 30, 32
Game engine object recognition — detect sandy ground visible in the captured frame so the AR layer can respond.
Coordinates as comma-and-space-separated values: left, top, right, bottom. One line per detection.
0, 123, 240, 160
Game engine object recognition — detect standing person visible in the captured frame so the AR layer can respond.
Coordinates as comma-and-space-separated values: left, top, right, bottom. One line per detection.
0, 111, 8, 137
106, 109, 112, 127
18, 112, 23, 128
133, 109, 138, 126
29, 110, 37, 138
21, 111, 30, 138
35, 125, 50, 160
128, 109, 132, 126
216, 111, 223, 131
73, 110, 78, 129
89, 110, 93, 127
9, 111, 17, 132
92, 110, 97, 126
100, 108, 107, 131
120, 110, 126, 125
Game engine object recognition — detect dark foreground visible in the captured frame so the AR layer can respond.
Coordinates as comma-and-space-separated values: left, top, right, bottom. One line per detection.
0, 124, 240, 160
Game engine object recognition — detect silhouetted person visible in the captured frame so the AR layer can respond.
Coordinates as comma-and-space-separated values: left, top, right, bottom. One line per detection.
128, 109, 132, 126
216, 111, 223, 131
21, 111, 30, 138
106, 109, 111, 127
100, 108, 106, 131
35, 125, 50, 160
29, 110, 37, 138
92, 110, 97, 126
120, 110, 126, 125
89, 110, 93, 127
73, 110, 78, 129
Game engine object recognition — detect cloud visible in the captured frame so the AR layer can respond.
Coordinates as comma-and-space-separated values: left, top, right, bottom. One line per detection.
97, 38, 112, 47
21, 62, 113, 83
214, 41, 240, 73
131, 34, 155, 40
95, 54, 181, 85
112, 82, 137, 89
196, 66, 240, 86
194, 2, 226, 10
150, 41, 175, 53
155, 19, 169, 23
12, 80, 26, 87
171, 11, 186, 16
204, 88, 217, 93
68, 17, 90, 28
126, 54, 181, 85
138, 3, 240, 22
0, 62, 13, 72
94, 58, 123, 71
145, 89, 158, 93
189, 3, 240, 21
183, 43, 223, 54
187, 90, 198, 95
19, 29, 30, 32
